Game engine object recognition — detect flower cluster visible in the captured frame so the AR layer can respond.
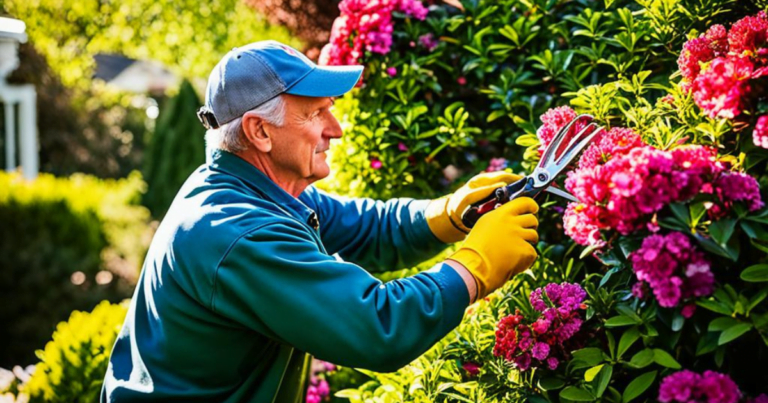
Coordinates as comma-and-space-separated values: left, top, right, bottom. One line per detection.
630, 232, 714, 308
535, 106, 579, 153
493, 283, 586, 371
320, 0, 429, 66
715, 171, 766, 212
306, 359, 336, 403
485, 157, 508, 172
678, 12, 768, 121
658, 370, 741, 403
754, 115, 768, 148
563, 129, 725, 245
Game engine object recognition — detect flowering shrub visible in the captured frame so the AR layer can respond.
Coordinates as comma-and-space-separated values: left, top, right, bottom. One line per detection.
318, 0, 748, 199
330, 4, 768, 403
494, 283, 588, 371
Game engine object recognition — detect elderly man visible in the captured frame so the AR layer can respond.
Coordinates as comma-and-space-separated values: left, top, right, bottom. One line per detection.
101, 40, 539, 402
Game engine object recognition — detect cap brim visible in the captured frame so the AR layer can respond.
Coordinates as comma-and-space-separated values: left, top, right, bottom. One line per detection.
285, 65, 364, 98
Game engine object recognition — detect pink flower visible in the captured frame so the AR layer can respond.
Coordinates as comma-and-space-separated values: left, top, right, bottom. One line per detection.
748, 394, 768, 403
659, 370, 741, 403
397, 142, 408, 151
461, 361, 481, 376
631, 232, 714, 308
728, 12, 768, 56
321, 0, 429, 67
692, 56, 754, 119
659, 370, 699, 402
386, 67, 397, 76
577, 127, 644, 170
457, 76, 467, 85
678, 37, 716, 83
370, 158, 383, 169
546, 357, 559, 370
536, 106, 579, 153
698, 371, 741, 403
531, 342, 550, 360
485, 157, 508, 172
495, 283, 587, 372
418, 33, 439, 51
678, 24, 729, 83
754, 115, 768, 149
565, 144, 724, 241
681, 303, 696, 318
715, 171, 764, 211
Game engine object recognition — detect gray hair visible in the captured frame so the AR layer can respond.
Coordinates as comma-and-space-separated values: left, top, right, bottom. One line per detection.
205, 95, 287, 153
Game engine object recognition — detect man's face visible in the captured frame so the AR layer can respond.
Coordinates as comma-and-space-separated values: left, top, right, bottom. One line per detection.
263, 94, 341, 184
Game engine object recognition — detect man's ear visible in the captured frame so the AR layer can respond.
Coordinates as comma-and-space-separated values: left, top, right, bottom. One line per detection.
242, 113, 272, 153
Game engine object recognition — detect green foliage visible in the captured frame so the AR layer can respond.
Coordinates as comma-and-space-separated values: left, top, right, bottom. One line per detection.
19, 301, 129, 403
0, 172, 151, 367
320, 0, 755, 199
2, 0, 300, 89
325, 1, 768, 402
142, 79, 206, 218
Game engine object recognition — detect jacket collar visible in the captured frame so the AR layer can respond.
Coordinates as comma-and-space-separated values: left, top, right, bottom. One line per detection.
208, 149, 317, 228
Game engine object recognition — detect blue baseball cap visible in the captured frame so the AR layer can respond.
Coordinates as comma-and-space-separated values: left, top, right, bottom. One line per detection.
197, 40, 364, 129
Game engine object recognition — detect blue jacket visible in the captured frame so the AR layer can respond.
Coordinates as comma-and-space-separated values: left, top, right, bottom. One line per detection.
102, 150, 469, 402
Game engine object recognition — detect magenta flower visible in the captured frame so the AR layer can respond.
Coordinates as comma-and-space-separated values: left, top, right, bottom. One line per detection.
631, 232, 714, 308
715, 171, 765, 212
659, 370, 741, 403
754, 116, 768, 149
418, 33, 439, 51
461, 361, 481, 376
397, 142, 408, 151
564, 144, 724, 243
728, 12, 768, 56
386, 67, 397, 77
494, 283, 587, 372
536, 106, 579, 153
370, 158, 383, 170
457, 76, 467, 85
692, 56, 754, 119
320, 0, 429, 67
485, 157, 508, 172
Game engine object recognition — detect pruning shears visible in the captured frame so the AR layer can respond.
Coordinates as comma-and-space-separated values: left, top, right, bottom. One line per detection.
461, 114, 605, 228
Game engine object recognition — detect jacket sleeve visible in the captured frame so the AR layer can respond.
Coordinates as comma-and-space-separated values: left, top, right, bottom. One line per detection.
300, 187, 447, 272
210, 219, 469, 372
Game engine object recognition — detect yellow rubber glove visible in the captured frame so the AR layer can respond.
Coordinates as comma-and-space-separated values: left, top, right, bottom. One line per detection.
425, 171, 522, 243
447, 197, 539, 299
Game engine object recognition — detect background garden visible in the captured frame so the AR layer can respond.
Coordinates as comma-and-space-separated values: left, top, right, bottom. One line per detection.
1, 0, 767, 402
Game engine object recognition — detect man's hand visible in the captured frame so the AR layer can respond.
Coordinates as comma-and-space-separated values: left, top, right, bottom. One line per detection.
425, 171, 522, 243
447, 197, 539, 299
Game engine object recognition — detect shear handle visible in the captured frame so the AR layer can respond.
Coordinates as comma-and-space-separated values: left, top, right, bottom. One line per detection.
460, 177, 540, 228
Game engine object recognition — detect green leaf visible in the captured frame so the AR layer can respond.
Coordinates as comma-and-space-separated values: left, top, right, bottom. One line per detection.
628, 348, 654, 368
585, 364, 605, 382
709, 317, 739, 332
617, 327, 640, 359
605, 315, 638, 327
572, 347, 605, 367
670, 203, 691, 225
622, 371, 657, 403
741, 220, 768, 240
539, 377, 566, 391
709, 218, 737, 246
696, 332, 719, 356
615, 305, 643, 323
741, 264, 768, 282
652, 349, 681, 369
718, 323, 753, 345
595, 364, 613, 398
560, 386, 596, 402
697, 300, 733, 316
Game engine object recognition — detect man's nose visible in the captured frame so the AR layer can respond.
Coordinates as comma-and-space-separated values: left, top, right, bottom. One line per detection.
324, 116, 343, 139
